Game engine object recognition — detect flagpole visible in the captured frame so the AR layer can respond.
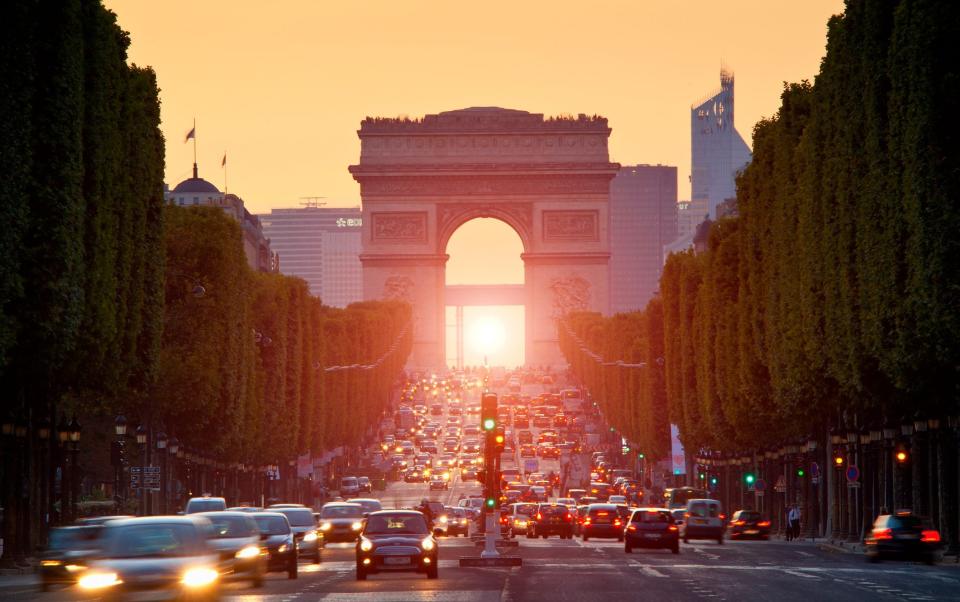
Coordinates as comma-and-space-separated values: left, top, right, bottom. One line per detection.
223, 151, 228, 194
192, 117, 197, 166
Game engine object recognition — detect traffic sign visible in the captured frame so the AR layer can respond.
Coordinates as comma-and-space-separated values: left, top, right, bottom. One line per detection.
773, 475, 786, 493
753, 478, 767, 492
846, 465, 860, 483
130, 466, 161, 491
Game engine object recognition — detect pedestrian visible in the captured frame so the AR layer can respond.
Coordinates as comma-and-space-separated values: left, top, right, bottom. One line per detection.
788, 504, 801, 541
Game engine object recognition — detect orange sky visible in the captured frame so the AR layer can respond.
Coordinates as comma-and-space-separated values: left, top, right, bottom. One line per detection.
107, 0, 843, 214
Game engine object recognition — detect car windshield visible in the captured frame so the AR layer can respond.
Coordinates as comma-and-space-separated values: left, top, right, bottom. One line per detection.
634, 510, 671, 523
253, 515, 290, 535
539, 506, 567, 516
365, 514, 428, 535
341, 478, 358, 487
739, 512, 762, 522
689, 503, 719, 518
206, 515, 256, 538
48, 527, 98, 549
348, 500, 382, 513
277, 509, 315, 526
889, 515, 925, 529
186, 499, 225, 513
322, 505, 363, 519
104, 523, 201, 558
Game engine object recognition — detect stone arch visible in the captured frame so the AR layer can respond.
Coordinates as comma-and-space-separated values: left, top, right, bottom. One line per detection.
437, 205, 532, 256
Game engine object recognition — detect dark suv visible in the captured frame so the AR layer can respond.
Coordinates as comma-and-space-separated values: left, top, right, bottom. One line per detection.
865, 512, 943, 564
527, 503, 574, 539
727, 510, 770, 540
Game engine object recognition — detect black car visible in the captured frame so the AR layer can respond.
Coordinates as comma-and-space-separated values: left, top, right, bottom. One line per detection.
624, 508, 679, 554
527, 503, 574, 539
865, 511, 943, 564
356, 510, 438, 580
39, 526, 101, 591
319, 502, 365, 543
727, 510, 771, 540
582, 504, 625, 541
252, 512, 298, 579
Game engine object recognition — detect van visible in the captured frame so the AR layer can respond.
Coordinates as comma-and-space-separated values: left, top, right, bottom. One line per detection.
682, 498, 725, 544
339, 476, 360, 497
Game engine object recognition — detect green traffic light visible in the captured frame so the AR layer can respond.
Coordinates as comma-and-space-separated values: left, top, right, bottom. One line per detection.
699, 473, 706, 480
483, 418, 495, 431
745, 473, 755, 485
710, 477, 718, 485
637, 453, 645, 459
797, 469, 805, 477
485, 498, 495, 508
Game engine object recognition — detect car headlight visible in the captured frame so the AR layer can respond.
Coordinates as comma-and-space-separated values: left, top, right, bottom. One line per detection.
421, 537, 435, 551
236, 545, 260, 559
303, 530, 319, 542
360, 538, 374, 552
439, 515, 448, 523
443, 472, 451, 481
351, 522, 363, 531
277, 544, 289, 553
181, 566, 218, 588
41, 560, 61, 567
65, 564, 86, 573
79, 572, 122, 589
320, 522, 332, 531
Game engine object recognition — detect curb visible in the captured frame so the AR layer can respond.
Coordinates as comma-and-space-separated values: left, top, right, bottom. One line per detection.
818, 542, 860, 555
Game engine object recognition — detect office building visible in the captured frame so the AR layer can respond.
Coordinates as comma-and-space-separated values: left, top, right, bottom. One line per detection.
609, 164, 678, 313
259, 205, 363, 307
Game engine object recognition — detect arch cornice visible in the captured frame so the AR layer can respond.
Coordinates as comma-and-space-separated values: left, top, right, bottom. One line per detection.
436, 202, 532, 255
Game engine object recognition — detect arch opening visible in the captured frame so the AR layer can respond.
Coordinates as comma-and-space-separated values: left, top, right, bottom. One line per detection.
444, 218, 524, 369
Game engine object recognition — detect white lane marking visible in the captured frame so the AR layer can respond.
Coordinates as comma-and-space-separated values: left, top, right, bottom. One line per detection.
784, 569, 820, 580
796, 550, 814, 557
318, 591, 503, 602
631, 562, 668, 578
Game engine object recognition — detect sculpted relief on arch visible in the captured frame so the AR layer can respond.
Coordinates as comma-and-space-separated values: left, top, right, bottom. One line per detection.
549, 275, 591, 318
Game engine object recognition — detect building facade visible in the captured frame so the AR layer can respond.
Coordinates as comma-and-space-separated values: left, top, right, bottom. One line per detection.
258, 206, 363, 307
608, 165, 678, 313
166, 167, 275, 273
690, 68, 752, 221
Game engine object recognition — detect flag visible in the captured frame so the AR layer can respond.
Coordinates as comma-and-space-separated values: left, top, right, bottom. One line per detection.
221, 153, 226, 167
184, 127, 195, 143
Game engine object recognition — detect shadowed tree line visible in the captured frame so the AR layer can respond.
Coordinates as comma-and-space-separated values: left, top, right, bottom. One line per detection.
0, 0, 411, 565
562, 0, 959, 546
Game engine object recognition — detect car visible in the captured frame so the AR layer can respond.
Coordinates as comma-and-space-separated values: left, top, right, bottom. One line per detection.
529, 485, 548, 502
682, 499, 725, 544
555, 497, 577, 508
184, 495, 226, 514
533, 415, 552, 428
581, 504, 625, 541
671, 508, 686, 528
520, 444, 537, 458
357, 476, 373, 493
420, 440, 438, 453
74, 515, 221, 599
340, 476, 361, 497
429, 475, 449, 490
73, 515, 134, 526
200, 511, 266, 587
227, 506, 263, 513
567, 488, 587, 503
272, 506, 322, 561
527, 503, 574, 539
252, 512, 298, 579
39, 526, 101, 591
430, 403, 443, 415
588, 482, 614, 501
357, 510, 439, 580
404, 467, 425, 482
439, 507, 470, 537
504, 503, 537, 538
318, 502, 366, 543
624, 508, 679, 554
728, 510, 771, 540
865, 511, 943, 564
347, 498, 384, 516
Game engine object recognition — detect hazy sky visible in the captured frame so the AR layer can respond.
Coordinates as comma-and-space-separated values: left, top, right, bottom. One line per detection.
107, 0, 843, 214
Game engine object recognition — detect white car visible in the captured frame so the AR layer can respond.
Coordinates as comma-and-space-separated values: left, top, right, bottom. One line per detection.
339, 476, 360, 497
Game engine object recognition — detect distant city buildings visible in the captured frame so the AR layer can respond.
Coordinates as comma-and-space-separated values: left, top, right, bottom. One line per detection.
667, 68, 752, 255
259, 205, 363, 307
608, 165, 678, 313
166, 166, 275, 273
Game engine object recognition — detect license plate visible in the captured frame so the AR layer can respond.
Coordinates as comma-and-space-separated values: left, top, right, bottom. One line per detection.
745, 529, 758, 535
644, 533, 660, 540
694, 518, 705, 524
384, 557, 410, 565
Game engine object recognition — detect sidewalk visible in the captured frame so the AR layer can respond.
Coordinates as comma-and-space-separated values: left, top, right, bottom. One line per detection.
816, 537, 959, 566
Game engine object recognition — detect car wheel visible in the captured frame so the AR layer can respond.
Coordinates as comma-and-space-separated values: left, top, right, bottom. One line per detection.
314, 549, 321, 564
624, 543, 632, 554
527, 531, 534, 539
542, 534, 548, 539
356, 567, 367, 581
288, 559, 298, 579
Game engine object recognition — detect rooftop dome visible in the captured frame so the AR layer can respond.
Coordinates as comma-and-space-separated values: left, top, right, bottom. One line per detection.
172, 176, 220, 194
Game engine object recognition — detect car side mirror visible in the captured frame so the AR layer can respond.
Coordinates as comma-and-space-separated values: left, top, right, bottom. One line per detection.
433, 527, 444, 537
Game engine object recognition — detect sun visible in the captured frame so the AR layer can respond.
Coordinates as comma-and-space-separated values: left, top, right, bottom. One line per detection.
468, 316, 506, 356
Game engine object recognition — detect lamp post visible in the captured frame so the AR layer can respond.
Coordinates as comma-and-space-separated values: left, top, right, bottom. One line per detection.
113, 416, 128, 509
156, 431, 167, 514
136, 425, 148, 515
168, 438, 180, 513
68, 417, 81, 521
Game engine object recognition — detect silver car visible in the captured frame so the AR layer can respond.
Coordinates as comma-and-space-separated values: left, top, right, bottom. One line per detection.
200, 511, 265, 587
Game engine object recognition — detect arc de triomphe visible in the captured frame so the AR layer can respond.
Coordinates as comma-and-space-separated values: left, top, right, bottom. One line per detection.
349, 107, 618, 369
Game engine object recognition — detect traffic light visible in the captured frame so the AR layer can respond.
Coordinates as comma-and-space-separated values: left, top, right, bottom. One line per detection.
709, 476, 718, 486
481, 393, 497, 431
637, 452, 645, 460
744, 473, 755, 486
485, 496, 497, 510
698, 472, 706, 481
494, 427, 505, 453
797, 468, 805, 477
833, 455, 845, 468
896, 449, 908, 464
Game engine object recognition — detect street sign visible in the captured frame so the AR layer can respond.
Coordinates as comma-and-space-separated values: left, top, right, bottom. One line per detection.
773, 475, 786, 493
847, 481, 861, 489
130, 466, 160, 491
846, 465, 860, 483
753, 478, 767, 492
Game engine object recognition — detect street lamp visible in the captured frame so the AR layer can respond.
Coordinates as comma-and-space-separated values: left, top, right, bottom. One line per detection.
157, 432, 167, 514
115, 415, 128, 437
68, 417, 81, 521
136, 425, 147, 445
135, 425, 148, 515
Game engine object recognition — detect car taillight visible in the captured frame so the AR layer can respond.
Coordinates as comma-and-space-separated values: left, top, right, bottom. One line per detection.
873, 528, 893, 541
668, 525, 678, 532
584, 518, 591, 525
684, 512, 690, 519
733, 520, 746, 526
758, 521, 770, 527
627, 525, 637, 532
921, 530, 940, 543
720, 514, 726, 521
564, 513, 572, 522
536, 513, 542, 520
614, 519, 622, 527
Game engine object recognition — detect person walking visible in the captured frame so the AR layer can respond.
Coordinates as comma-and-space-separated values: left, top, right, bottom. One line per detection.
787, 505, 801, 541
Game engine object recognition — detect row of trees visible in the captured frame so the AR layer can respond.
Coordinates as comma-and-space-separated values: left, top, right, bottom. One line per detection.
560, 0, 958, 544
0, 0, 411, 564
